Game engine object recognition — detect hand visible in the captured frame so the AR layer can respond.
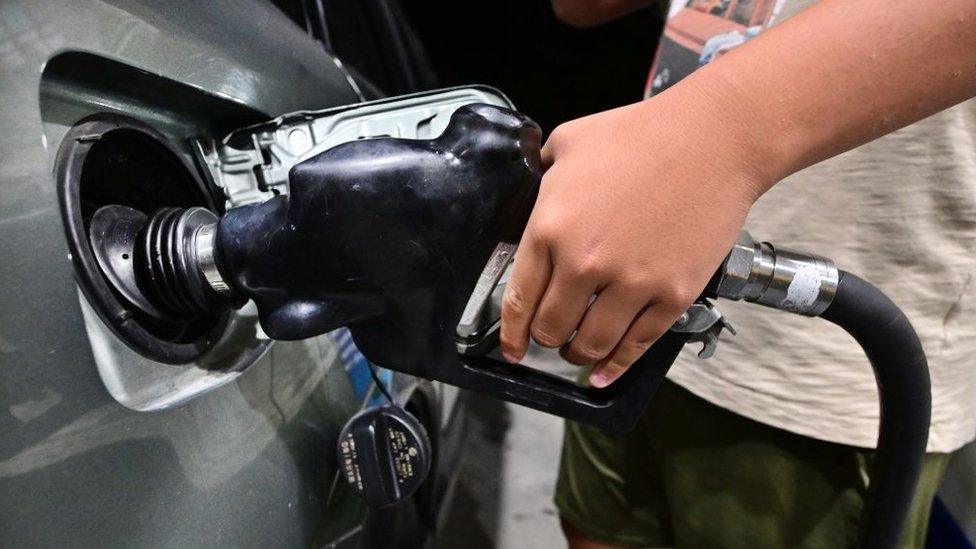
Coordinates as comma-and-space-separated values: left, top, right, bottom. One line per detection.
500, 84, 770, 388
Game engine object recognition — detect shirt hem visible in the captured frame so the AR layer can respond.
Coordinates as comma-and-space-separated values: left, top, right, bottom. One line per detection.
667, 369, 975, 453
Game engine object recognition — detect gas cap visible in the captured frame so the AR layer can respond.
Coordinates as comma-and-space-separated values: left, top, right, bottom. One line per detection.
336, 405, 431, 508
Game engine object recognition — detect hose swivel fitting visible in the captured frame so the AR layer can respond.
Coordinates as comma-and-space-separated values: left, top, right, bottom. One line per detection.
716, 231, 839, 316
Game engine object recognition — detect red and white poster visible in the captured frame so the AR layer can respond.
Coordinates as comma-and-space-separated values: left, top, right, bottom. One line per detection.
646, 0, 787, 97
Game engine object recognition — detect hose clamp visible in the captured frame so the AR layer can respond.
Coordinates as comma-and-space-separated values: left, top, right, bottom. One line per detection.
193, 222, 234, 297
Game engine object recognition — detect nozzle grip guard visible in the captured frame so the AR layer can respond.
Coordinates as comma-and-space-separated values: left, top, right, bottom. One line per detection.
457, 324, 689, 434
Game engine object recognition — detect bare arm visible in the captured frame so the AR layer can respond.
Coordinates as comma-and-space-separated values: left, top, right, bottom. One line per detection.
501, 0, 976, 387
707, 0, 976, 185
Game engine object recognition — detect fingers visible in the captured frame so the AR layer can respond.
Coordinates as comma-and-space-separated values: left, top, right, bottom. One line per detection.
500, 127, 559, 363
560, 284, 646, 366
530, 270, 598, 349
500, 236, 552, 363
588, 305, 684, 388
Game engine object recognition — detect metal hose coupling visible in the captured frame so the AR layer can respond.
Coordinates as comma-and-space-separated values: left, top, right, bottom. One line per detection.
137, 207, 238, 316
715, 231, 839, 316
88, 202, 245, 325
88, 204, 241, 325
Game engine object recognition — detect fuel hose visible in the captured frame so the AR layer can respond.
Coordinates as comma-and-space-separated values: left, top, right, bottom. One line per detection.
819, 271, 931, 549
716, 232, 931, 548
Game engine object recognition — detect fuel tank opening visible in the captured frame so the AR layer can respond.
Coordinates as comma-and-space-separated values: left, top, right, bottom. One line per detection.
56, 114, 229, 364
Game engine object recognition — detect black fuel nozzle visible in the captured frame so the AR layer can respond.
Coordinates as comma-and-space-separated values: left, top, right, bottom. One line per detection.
92, 103, 541, 334
213, 103, 542, 351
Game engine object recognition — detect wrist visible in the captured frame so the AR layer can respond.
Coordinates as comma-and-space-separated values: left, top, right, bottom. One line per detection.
643, 60, 797, 202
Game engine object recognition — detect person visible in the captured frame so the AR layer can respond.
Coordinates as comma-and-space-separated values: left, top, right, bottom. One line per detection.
497, 0, 976, 547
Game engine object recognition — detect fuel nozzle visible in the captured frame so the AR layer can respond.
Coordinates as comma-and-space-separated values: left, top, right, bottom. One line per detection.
88, 204, 239, 324
87, 102, 542, 361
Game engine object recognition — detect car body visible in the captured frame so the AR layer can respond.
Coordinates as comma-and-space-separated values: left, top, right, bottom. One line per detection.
0, 1, 464, 546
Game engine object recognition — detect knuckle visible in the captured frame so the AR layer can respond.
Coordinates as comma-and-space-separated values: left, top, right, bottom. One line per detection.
527, 216, 562, 246
616, 275, 651, 298
502, 286, 529, 317
656, 280, 697, 305
498, 325, 520, 347
499, 336, 520, 355
569, 252, 605, 281
631, 333, 658, 349
605, 332, 660, 371
601, 360, 631, 378
675, 287, 700, 305
547, 122, 575, 145
622, 337, 654, 359
570, 336, 613, 362
530, 323, 566, 348
562, 350, 591, 366
663, 303, 692, 324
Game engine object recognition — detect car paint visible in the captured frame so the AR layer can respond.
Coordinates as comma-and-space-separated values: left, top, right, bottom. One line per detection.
0, 0, 461, 546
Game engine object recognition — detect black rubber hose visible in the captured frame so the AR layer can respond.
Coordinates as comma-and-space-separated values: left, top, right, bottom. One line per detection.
818, 271, 931, 549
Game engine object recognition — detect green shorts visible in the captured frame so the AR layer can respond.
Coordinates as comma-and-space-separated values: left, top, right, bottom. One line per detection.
555, 379, 949, 548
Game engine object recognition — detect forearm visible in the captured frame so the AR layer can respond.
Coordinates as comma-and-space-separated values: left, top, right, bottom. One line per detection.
653, 0, 976, 193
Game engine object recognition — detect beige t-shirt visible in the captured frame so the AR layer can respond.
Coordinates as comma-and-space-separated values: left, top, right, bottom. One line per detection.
650, 1, 976, 453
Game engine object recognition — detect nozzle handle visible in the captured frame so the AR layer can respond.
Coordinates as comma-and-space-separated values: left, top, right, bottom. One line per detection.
456, 321, 689, 434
